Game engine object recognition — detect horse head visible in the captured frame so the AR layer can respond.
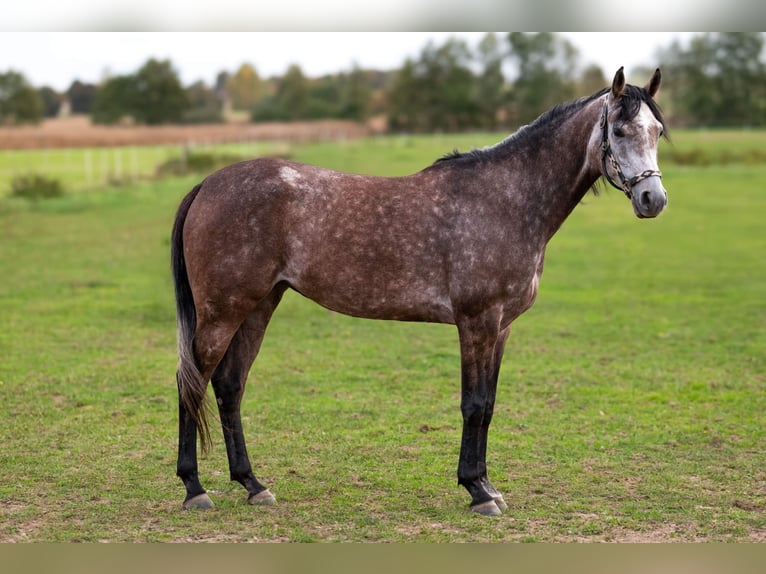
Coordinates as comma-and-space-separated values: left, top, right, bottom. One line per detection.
601, 67, 668, 218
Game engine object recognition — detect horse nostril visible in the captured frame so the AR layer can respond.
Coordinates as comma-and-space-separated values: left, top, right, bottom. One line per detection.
640, 190, 653, 210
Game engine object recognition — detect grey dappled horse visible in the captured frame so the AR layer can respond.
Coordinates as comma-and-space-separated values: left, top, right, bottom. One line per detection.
171, 68, 668, 515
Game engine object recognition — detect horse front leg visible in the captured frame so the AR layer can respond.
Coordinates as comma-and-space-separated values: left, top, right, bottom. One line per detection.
456, 315, 508, 516
477, 326, 510, 511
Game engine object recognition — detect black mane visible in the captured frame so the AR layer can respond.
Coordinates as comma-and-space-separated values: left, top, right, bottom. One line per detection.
434, 84, 667, 166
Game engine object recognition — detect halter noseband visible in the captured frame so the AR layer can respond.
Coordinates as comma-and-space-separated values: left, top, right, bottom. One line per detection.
600, 102, 662, 199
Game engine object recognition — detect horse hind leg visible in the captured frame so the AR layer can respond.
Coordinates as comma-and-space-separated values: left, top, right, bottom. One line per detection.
177, 379, 213, 510
178, 319, 247, 510
211, 284, 287, 506
178, 287, 267, 510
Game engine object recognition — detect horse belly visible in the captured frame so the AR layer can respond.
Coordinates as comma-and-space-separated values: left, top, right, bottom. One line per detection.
282, 236, 454, 324
291, 262, 454, 323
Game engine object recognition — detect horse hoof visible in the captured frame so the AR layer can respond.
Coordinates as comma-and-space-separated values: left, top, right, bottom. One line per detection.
494, 496, 509, 511
183, 493, 214, 510
471, 499, 502, 516
248, 489, 276, 506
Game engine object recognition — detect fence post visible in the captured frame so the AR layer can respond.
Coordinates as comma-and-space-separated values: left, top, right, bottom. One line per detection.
114, 148, 122, 182
100, 149, 108, 185
84, 149, 93, 188
131, 147, 138, 181
181, 143, 189, 175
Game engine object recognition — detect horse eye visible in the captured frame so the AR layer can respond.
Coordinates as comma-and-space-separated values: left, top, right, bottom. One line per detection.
613, 126, 625, 138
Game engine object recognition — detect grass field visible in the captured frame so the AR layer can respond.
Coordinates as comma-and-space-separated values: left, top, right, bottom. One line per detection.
0, 133, 764, 542
0, 141, 290, 194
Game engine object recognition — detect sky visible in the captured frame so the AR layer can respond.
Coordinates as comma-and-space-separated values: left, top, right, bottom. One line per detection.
0, 32, 697, 92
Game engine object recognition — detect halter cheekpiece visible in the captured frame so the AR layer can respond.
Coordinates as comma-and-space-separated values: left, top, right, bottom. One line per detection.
599, 101, 662, 199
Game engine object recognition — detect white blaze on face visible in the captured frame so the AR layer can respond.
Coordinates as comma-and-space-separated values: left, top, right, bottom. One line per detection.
617, 102, 663, 177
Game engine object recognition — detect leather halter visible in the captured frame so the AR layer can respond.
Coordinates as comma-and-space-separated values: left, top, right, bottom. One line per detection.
600, 102, 662, 199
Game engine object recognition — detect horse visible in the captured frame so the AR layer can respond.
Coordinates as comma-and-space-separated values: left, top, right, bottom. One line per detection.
171, 67, 668, 516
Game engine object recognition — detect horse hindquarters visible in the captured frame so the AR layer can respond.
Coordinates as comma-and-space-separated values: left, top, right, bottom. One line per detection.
173, 176, 285, 508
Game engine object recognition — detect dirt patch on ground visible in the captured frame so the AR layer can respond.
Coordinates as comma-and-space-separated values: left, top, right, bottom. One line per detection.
0, 500, 43, 542
0, 116, 370, 150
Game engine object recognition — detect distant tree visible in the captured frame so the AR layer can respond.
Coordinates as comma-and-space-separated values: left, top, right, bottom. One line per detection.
132, 59, 189, 125
66, 80, 97, 114
476, 32, 509, 129
250, 94, 282, 122
37, 86, 62, 118
306, 74, 343, 119
251, 64, 309, 122
579, 64, 607, 97
278, 64, 310, 119
362, 70, 393, 117
91, 75, 137, 124
660, 32, 766, 127
387, 37, 481, 132
387, 58, 423, 131
429, 38, 482, 131
227, 63, 264, 111
183, 80, 223, 124
363, 69, 394, 92
339, 64, 372, 121
91, 59, 189, 125
507, 32, 580, 124
0, 71, 43, 124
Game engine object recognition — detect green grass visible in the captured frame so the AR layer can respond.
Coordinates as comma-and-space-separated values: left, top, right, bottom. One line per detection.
0, 142, 290, 195
0, 134, 764, 542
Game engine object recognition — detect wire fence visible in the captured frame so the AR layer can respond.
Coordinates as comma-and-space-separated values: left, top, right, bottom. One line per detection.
0, 138, 290, 196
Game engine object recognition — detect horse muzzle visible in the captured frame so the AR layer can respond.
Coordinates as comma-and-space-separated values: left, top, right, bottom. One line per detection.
632, 184, 667, 219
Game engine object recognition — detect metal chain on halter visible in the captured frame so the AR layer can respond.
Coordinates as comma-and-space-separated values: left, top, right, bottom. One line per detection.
599, 102, 662, 199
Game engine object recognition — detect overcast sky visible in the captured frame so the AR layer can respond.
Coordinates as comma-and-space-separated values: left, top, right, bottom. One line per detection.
0, 32, 696, 92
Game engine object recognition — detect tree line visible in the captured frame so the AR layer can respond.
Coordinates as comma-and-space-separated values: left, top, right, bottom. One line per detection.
1, 33, 765, 130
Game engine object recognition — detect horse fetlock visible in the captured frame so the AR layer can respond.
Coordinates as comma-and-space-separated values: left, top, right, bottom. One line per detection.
459, 477, 500, 510
480, 477, 508, 510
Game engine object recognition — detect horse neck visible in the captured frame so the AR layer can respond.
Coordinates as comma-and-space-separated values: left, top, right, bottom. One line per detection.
499, 96, 605, 242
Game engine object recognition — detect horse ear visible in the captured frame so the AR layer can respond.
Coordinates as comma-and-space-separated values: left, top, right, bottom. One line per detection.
645, 68, 662, 98
611, 67, 625, 98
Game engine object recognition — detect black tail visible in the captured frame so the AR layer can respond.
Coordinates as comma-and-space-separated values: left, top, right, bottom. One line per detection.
171, 182, 212, 452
